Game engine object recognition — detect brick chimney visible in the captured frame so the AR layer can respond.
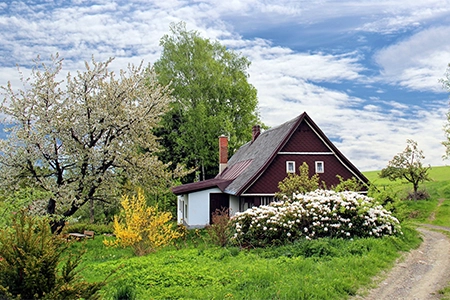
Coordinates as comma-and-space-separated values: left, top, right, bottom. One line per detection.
219, 135, 228, 174
252, 125, 261, 142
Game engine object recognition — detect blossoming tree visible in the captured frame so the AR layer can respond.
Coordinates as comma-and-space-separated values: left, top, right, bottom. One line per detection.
379, 139, 431, 200
0, 54, 184, 232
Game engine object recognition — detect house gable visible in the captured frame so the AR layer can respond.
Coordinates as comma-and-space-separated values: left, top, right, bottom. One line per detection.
280, 121, 330, 153
240, 115, 369, 195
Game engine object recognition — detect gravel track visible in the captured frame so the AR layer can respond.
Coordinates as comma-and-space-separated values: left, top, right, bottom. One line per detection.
355, 225, 450, 300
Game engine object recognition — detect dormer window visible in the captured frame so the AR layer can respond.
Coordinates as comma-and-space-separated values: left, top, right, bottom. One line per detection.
286, 161, 295, 173
315, 161, 324, 173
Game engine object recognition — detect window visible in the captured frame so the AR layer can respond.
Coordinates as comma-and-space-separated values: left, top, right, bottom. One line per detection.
315, 161, 324, 173
286, 161, 295, 173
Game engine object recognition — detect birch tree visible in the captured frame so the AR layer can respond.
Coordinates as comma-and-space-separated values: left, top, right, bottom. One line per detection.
0, 54, 181, 231
154, 22, 261, 181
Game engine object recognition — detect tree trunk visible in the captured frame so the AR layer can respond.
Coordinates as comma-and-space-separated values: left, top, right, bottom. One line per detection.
413, 182, 419, 201
46, 198, 81, 234
413, 181, 418, 193
50, 219, 66, 234
47, 198, 56, 215
89, 198, 94, 224
47, 198, 64, 233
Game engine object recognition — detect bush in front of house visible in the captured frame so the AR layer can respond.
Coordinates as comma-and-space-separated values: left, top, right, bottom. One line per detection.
230, 190, 401, 248
104, 189, 181, 256
206, 207, 231, 247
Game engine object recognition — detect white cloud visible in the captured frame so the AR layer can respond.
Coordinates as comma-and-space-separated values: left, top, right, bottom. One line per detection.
357, 1, 450, 33
245, 45, 364, 83
374, 26, 450, 92
325, 103, 449, 171
240, 37, 449, 170
0, 0, 450, 172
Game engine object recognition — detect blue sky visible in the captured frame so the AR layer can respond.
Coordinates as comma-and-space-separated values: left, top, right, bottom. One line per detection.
1, 0, 450, 171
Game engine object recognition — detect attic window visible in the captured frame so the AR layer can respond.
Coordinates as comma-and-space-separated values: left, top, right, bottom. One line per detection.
315, 161, 324, 173
286, 161, 295, 173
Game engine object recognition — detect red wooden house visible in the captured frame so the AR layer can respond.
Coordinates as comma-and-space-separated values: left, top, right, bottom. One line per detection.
173, 112, 369, 228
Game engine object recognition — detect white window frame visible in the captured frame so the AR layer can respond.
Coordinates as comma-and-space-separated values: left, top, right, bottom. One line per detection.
315, 161, 324, 173
286, 161, 295, 173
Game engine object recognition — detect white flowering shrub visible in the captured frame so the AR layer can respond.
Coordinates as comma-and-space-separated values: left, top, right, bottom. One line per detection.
230, 190, 401, 247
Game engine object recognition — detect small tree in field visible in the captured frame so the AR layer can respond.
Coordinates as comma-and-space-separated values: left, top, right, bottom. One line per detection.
104, 189, 181, 256
275, 162, 319, 199
380, 139, 431, 200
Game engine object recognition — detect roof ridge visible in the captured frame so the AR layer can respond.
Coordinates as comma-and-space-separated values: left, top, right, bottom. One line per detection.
260, 113, 304, 134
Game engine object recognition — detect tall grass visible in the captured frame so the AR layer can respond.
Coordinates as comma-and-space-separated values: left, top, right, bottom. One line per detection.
74, 227, 420, 299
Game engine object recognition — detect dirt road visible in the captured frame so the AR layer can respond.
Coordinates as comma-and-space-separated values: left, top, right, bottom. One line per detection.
356, 225, 450, 300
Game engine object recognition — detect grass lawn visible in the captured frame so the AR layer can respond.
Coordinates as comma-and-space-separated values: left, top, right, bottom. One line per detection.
72, 166, 450, 299
74, 228, 419, 299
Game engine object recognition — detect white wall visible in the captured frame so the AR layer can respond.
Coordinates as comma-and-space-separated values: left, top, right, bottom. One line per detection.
229, 195, 239, 217
186, 188, 222, 228
177, 188, 239, 228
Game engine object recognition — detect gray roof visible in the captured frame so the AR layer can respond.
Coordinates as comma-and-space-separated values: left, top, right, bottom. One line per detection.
172, 112, 369, 196
217, 114, 301, 195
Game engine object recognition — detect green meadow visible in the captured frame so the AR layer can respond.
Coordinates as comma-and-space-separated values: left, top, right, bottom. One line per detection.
365, 166, 450, 225
72, 166, 450, 299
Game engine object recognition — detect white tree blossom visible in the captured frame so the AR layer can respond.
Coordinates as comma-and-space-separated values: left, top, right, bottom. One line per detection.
0, 54, 183, 230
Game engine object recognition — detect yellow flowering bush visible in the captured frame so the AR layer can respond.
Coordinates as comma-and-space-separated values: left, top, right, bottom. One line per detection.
104, 190, 181, 255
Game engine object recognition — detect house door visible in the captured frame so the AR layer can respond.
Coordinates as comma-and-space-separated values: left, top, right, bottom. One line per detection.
209, 193, 229, 225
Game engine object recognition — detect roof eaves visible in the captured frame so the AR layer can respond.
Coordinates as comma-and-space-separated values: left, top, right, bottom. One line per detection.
172, 179, 233, 195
